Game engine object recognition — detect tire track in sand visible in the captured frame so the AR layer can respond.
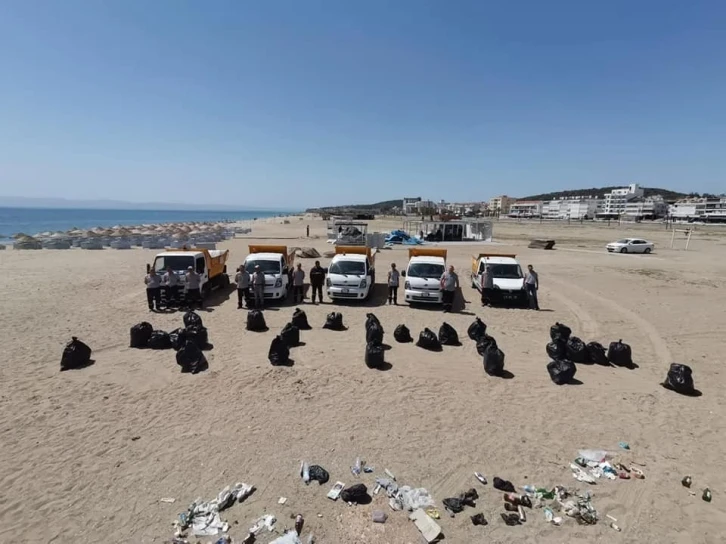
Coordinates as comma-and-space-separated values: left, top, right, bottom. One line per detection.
547, 277, 672, 365
546, 276, 672, 533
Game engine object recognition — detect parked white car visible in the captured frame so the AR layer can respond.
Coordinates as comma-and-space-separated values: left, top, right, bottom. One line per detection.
606, 238, 655, 254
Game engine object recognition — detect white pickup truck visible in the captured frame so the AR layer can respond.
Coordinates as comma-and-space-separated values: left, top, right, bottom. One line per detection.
242, 245, 295, 301
402, 248, 447, 304
326, 246, 376, 301
470, 253, 528, 307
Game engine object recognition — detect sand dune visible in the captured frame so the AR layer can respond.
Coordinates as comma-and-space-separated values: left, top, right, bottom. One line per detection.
0, 216, 724, 543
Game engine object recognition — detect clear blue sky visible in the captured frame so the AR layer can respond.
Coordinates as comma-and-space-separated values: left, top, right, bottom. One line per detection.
1, 0, 723, 209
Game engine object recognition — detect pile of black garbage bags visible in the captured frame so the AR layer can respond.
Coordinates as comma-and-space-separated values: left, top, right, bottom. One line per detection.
545, 322, 637, 385
129, 311, 211, 374
467, 317, 506, 377
364, 313, 386, 370
268, 309, 311, 366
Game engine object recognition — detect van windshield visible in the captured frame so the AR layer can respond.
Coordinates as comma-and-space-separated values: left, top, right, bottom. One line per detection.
489, 264, 523, 279
154, 255, 194, 274
329, 260, 366, 275
407, 263, 445, 279
246, 260, 280, 274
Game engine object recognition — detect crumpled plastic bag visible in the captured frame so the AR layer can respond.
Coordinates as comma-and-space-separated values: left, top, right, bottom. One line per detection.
270, 531, 302, 544
377, 479, 435, 511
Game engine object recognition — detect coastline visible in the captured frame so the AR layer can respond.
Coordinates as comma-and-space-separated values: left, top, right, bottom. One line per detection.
0, 207, 299, 244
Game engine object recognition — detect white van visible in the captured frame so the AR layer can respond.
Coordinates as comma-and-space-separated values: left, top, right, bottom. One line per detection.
402, 248, 447, 304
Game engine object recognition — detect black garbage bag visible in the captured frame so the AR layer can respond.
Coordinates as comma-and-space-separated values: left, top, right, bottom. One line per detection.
476, 334, 497, 356
547, 359, 577, 385
366, 322, 384, 344
566, 336, 588, 363
467, 317, 487, 341
438, 322, 460, 346
60, 337, 92, 371
130, 321, 153, 348
268, 335, 290, 366
308, 465, 329, 485
169, 328, 185, 351
492, 477, 515, 493
176, 340, 208, 374
280, 322, 300, 347
184, 325, 209, 350
393, 324, 412, 343
246, 309, 268, 332
608, 339, 633, 367
183, 310, 203, 329
662, 363, 695, 395
586, 342, 609, 365
470, 513, 488, 526
148, 330, 172, 350
365, 341, 385, 369
416, 328, 442, 351
483, 345, 505, 376
323, 312, 345, 331
291, 308, 311, 330
365, 313, 382, 333
546, 339, 567, 360
340, 483, 369, 504
443, 498, 465, 513
550, 322, 572, 342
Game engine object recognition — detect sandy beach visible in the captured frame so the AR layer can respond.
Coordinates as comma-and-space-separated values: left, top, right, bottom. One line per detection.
1, 215, 725, 544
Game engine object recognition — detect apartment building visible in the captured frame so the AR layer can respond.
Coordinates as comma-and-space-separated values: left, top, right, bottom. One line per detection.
597, 184, 645, 218
508, 200, 543, 218
488, 195, 513, 215
669, 197, 726, 222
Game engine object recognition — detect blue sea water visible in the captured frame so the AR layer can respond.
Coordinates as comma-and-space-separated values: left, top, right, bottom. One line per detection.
0, 207, 287, 242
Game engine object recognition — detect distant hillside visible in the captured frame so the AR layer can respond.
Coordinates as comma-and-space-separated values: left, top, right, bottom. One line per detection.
518, 187, 688, 202
306, 199, 403, 213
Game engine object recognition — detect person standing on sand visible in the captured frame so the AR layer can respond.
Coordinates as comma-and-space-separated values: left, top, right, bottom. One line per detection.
306, 225, 310, 237
252, 264, 266, 309
309, 260, 326, 304
235, 265, 251, 309
387, 263, 400, 305
292, 263, 305, 304
162, 266, 179, 308
144, 268, 162, 311
440, 265, 459, 313
480, 264, 494, 307
524, 264, 540, 310
185, 266, 203, 310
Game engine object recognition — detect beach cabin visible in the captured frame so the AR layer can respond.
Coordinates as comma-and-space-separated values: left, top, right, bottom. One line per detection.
402, 219, 493, 242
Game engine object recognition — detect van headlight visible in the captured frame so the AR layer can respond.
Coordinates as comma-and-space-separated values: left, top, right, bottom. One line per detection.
405, 281, 411, 289
326, 278, 331, 287
274, 278, 282, 288
359, 279, 367, 288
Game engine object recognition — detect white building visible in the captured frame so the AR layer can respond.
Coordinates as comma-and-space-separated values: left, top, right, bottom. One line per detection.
597, 184, 645, 218
542, 198, 601, 220
669, 197, 726, 222
403, 197, 422, 215
623, 196, 668, 220
508, 200, 543, 218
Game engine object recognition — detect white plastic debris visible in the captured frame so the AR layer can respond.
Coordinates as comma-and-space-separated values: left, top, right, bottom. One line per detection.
409, 508, 442, 543
270, 530, 302, 544
278, 497, 288, 505
249, 514, 276, 534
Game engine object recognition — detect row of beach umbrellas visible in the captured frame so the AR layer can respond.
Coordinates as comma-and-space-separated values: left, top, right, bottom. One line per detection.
10, 221, 242, 250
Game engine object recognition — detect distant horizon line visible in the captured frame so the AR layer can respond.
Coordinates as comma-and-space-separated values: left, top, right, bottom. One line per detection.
0, 205, 298, 213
